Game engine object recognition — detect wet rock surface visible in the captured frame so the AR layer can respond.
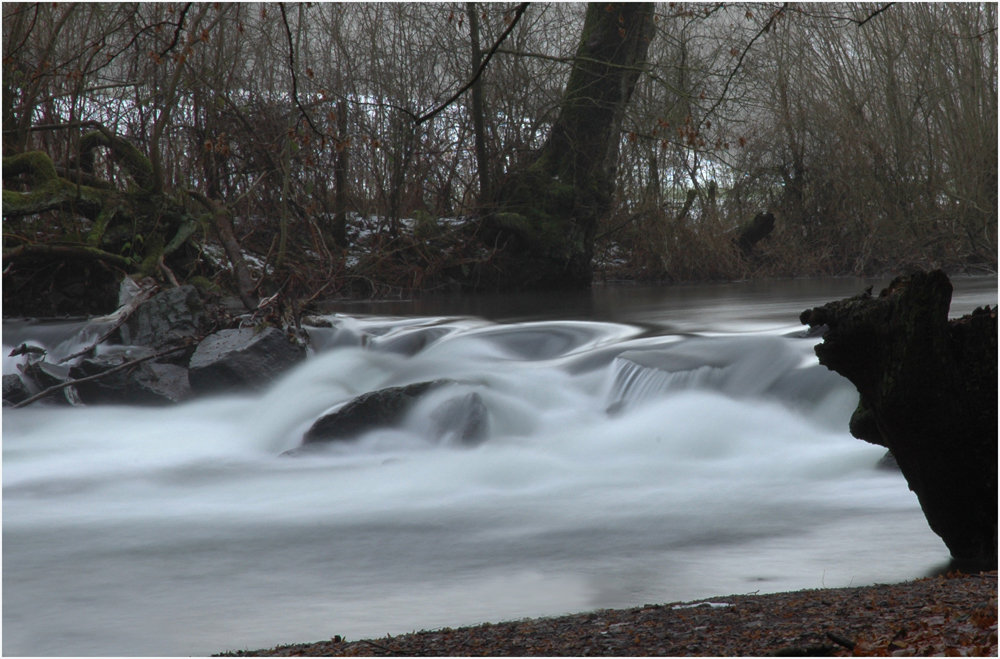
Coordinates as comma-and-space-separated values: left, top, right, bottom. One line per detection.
117, 285, 209, 350
2, 373, 31, 405
69, 351, 191, 404
188, 327, 307, 394
302, 380, 452, 445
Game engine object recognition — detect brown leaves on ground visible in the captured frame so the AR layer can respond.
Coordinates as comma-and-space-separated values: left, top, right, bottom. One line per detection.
219, 571, 997, 657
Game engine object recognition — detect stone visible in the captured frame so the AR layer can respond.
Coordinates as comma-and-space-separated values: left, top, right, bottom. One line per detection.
118, 285, 208, 350
188, 327, 306, 394
69, 351, 191, 405
302, 380, 452, 445
2, 374, 31, 405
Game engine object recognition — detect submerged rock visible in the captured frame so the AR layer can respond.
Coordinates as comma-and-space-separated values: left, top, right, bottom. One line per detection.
69, 351, 191, 405
296, 380, 490, 451
302, 381, 450, 444
188, 327, 306, 394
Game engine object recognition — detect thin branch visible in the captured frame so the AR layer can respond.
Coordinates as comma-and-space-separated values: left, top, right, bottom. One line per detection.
701, 3, 788, 126
279, 2, 323, 137
158, 2, 193, 59
412, 2, 530, 126
13, 343, 191, 409
856, 3, 893, 27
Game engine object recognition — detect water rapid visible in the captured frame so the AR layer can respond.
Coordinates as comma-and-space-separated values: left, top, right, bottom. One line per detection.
3, 276, 996, 656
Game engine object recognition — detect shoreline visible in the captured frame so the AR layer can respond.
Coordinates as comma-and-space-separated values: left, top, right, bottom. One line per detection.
219, 571, 996, 657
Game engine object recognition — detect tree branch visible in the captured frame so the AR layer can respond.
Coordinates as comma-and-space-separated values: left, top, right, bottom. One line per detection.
701, 3, 787, 126
279, 2, 324, 137
13, 343, 191, 409
412, 2, 530, 126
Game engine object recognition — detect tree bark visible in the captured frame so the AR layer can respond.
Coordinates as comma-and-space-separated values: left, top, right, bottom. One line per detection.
800, 270, 997, 570
481, 2, 655, 290
467, 2, 491, 206
332, 99, 349, 248
186, 190, 258, 310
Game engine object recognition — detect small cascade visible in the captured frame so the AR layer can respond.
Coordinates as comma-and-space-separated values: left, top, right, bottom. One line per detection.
606, 336, 802, 411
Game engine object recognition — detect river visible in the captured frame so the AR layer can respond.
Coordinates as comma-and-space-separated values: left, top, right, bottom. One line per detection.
3, 275, 996, 656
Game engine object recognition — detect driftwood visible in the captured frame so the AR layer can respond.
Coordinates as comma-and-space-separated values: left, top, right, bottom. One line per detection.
800, 270, 997, 570
12, 343, 191, 409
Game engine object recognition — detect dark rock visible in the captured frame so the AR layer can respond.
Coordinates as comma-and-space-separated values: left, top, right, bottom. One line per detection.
118, 285, 208, 351
302, 380, 452, 444
2, 374, 31, 405
302, 314, 333, 328
188, 327, 306, 394
69, 351, 191, 405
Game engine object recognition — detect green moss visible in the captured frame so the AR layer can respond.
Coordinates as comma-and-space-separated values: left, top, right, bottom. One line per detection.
80, 130, 156, 194
187, 275, 222, 294
2, 177, 108, 219
2, 151, 58, 182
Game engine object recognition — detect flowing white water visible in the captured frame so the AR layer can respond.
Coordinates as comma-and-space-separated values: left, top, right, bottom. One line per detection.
3, 276, 996, 656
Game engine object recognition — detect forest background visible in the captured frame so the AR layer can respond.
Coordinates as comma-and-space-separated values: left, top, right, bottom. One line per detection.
3, 2, 997, 315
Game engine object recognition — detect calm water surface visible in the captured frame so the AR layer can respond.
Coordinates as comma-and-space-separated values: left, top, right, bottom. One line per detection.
3, 276, 996, 656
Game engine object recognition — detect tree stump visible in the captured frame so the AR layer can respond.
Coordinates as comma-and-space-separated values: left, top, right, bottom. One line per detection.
800, 270, 997, 570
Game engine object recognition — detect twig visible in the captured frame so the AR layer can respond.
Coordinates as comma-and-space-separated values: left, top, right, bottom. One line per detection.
278, 3, 323, 138
826, 632, 856, 651
856, 3, 893, 27
411, 3, 530, 126
13, 343, 191, 409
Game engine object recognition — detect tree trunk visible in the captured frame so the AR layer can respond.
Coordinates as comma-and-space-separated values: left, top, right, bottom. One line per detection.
332, 99, 349, 248
467, 2, 491, 207
800, 270, 997, 571
481, 2, 655, 290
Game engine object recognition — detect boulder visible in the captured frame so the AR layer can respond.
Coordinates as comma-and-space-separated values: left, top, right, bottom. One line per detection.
188, 327, 306, 394
2, 374, 31, 406
69, 351, 191, 405
118, 285, 208, 351
302, 380, 449, 444
297, 380, 489, 450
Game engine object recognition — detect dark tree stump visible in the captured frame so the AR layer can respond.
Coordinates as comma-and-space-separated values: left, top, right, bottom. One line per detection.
800, 270, 997, 570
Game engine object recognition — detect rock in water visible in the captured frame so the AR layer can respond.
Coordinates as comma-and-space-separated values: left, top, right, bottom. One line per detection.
2, 374, 31, 406
69, 351, 191, 405
302, 381, 449, 444
118, 285, 208, 350
188, 327, 306, 394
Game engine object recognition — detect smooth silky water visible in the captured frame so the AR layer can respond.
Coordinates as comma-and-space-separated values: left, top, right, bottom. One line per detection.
3, 276, 996, 656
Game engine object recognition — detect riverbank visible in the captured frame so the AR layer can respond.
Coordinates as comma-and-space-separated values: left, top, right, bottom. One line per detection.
220, 571, 996, 657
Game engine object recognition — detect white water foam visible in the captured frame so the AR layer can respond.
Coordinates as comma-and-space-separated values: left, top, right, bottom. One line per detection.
6, 277, 995, 656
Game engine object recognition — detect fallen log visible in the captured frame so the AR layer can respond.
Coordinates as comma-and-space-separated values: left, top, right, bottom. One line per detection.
800, 270, 997, 570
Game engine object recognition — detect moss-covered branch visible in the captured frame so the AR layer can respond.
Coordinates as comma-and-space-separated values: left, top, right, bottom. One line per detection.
3, 243, 134, 269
